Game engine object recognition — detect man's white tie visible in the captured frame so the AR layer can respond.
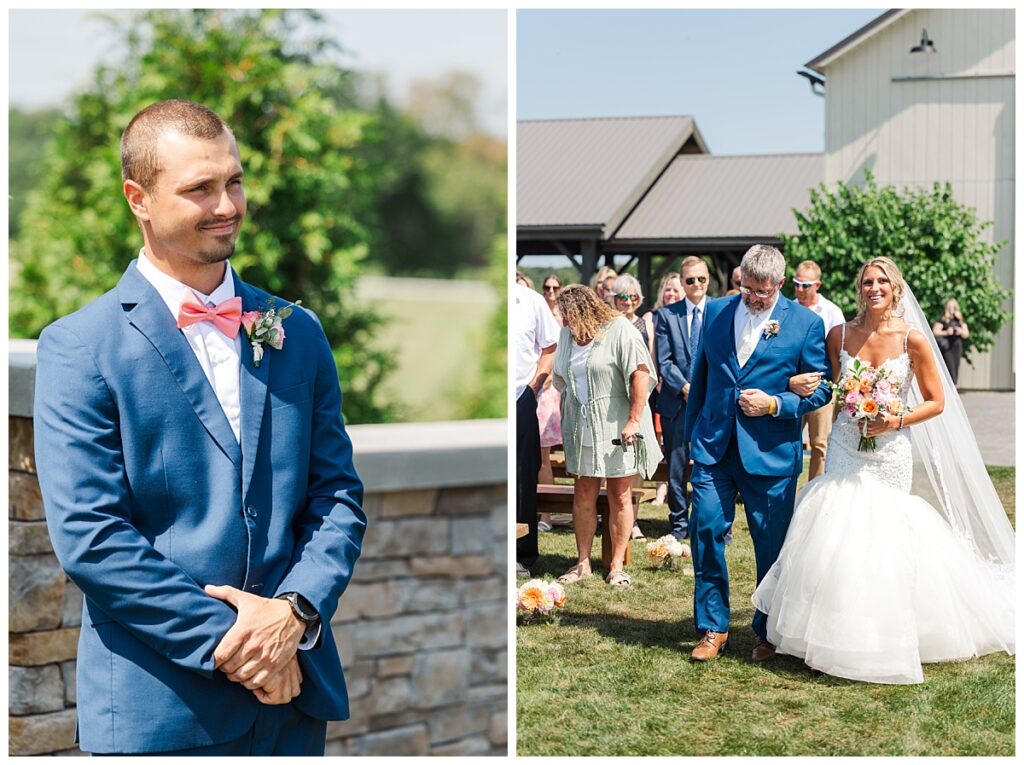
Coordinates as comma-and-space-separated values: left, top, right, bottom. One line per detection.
737, 312, 760, 367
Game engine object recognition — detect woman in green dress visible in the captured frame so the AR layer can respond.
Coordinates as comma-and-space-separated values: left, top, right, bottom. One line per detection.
553, 285, 663, 587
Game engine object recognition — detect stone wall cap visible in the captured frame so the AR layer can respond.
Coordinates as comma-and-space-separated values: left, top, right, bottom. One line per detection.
10, 340, 507, 490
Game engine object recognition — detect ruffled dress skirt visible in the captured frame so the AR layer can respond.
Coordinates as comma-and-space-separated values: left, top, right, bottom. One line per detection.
753, 423, 1015, 684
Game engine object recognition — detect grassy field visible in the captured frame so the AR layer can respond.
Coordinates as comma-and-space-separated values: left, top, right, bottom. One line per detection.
358, 276, 499, 421
516, 465, 1016, 756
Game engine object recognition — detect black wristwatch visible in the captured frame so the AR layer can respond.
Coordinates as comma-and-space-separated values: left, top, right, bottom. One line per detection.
277, 592, 320, 626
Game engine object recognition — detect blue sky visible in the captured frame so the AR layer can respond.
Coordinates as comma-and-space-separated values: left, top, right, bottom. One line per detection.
8, 9, 508, 137
517, 8, 885, 154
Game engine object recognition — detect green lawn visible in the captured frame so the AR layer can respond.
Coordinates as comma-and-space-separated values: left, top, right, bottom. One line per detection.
358, 276, 499, 421
516, 465, 1016, 756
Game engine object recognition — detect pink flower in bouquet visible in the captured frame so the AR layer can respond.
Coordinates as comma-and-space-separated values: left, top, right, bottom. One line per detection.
875, 378, 892, 395
517, 580, 553, 613
845, 390, 863, 406
547, 582, 567, 608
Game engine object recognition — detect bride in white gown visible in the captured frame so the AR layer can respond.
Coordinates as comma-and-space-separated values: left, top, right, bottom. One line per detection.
753, 257, 1015, 684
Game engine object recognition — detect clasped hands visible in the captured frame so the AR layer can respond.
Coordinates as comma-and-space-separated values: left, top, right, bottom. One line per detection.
205, 584, 306, 705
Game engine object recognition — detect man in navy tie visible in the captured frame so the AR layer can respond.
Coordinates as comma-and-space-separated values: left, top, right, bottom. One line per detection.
34, 99, 365, 755
655, 255, 710, 548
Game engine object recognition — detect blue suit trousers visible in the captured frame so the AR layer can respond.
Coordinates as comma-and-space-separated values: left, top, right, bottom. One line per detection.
663, 408, 691, 540
690, 435, 798, 639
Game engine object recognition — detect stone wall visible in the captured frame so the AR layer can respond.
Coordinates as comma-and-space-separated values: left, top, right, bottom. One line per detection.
9, 343, 508, 756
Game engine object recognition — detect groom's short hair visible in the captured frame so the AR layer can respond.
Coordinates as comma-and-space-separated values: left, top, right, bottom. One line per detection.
740, 244, 785, 284
121, 99, 232, 191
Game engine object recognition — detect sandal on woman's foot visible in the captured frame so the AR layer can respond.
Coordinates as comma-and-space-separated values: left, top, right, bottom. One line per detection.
605, 570, 632, 587
557, 563, 592, 585
630, 524, 646, 541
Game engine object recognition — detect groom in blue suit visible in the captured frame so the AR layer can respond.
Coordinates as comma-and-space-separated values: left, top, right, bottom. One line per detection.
34, 100, 366, 754
684, 245, 829, 662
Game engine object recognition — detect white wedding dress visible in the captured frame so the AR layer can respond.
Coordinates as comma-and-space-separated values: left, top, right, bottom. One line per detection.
753, 339, 1016, 684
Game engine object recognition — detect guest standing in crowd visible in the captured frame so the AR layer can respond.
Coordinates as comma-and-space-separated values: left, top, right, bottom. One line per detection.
553, 286, 662, 588
536, 274, 565, 532
655, 256, 710, 549
515, 282, 560, 577
932, 298, 969, 385
786, 260, 846, 480
644, 272, 683, 505
590, 266, 618, 307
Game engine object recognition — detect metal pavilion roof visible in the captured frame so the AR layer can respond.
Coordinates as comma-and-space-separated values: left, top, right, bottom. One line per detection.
612, 152, 824, 245
517, 115, 708, 239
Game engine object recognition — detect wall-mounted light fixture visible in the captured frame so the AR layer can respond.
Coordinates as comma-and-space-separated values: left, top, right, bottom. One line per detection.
910, 29, 937, 54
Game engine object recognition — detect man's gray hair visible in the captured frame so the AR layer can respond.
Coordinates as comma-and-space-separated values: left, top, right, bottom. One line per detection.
740, 244, 786, 284
611, 273, 643, 302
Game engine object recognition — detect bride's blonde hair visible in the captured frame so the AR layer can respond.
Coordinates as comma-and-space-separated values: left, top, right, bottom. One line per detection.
855, 256, 906, 321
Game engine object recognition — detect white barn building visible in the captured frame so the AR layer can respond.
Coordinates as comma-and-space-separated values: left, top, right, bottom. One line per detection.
806, 8, 1014, 389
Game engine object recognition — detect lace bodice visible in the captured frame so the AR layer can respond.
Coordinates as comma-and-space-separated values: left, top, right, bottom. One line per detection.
824, 347, 914, 493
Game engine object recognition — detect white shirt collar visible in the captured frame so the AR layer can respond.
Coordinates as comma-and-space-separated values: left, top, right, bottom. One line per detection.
685, 296, 707, 315
136, 248, 236, 318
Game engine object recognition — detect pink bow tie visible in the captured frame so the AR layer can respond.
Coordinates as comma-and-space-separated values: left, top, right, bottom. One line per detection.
176, 290, 243, 339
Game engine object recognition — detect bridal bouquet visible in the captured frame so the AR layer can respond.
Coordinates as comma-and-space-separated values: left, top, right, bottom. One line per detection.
646, 534, 689, 569
827, 357, 910, 451
516, 579, 567, 624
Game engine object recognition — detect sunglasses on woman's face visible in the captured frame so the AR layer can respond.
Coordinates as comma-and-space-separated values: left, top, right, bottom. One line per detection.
543, 284, 559, 292
615, 293, 640, 302
684, 276, 708, 286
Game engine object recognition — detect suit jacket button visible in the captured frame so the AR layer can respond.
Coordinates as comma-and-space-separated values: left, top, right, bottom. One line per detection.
245, 506, 258, 518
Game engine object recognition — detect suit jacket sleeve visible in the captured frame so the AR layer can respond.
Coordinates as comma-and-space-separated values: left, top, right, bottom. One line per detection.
273, 317, 366, 624
34, 324, 238, 679
776, 315, 831, 419
656, 309, 687, 394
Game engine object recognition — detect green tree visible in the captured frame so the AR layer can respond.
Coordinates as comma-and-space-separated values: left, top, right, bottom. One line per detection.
458, 233, 507, 419
11, 9, 397, 422
781, 170, 1011, 361
8, 107, 61, 237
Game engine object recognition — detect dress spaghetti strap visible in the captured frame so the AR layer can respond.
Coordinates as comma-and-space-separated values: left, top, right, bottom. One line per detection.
841, 322, 847, 354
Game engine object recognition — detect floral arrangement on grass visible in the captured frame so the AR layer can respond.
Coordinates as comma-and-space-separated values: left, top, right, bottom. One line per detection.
516, 578, 567, 624
827, 356, 911, 451
646, 534, 689, 569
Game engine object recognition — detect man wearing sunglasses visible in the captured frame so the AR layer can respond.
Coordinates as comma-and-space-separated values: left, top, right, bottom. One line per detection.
683, 245, 829, 662
654, 256, 710, 548
790, 260, 845, 480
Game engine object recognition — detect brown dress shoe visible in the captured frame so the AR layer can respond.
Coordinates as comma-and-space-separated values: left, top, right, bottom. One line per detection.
751, 636, 776, 662
690, 630, 729, 661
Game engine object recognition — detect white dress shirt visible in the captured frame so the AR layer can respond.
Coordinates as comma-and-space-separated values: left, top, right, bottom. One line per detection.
136, 251, 319, 648
514, 283, 561, 400
684, 296, 707, 337
733, 293, 783, 416
136, 250, 242, 442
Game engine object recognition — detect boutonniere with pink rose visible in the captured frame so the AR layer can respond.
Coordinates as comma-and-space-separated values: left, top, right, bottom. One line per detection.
762, 320, 780, 340
241, 299, 301, 367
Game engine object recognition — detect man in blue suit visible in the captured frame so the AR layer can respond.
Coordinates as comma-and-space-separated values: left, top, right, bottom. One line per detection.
655, 256, 710, 546
684, 245, 829, 662
33, 100, 366, 754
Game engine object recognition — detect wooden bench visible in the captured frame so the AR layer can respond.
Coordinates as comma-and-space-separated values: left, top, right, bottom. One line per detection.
536, 484, 657, 568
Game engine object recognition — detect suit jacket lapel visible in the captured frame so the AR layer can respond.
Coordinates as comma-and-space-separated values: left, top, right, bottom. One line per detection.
118, 262, 242, 468
737, 298, 788, 384
676, 305, 691, 363
235, 274, 271, 503
724, 297, 741, 379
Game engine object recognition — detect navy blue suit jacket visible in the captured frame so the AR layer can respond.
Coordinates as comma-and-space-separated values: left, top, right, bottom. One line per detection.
34, 261, 366, 753
655, 300, 702, 419
683, 294, 830, 477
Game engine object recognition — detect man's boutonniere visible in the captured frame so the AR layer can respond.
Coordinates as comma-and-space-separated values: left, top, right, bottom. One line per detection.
763, 320, 780, 340
240, 299, 301, 367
